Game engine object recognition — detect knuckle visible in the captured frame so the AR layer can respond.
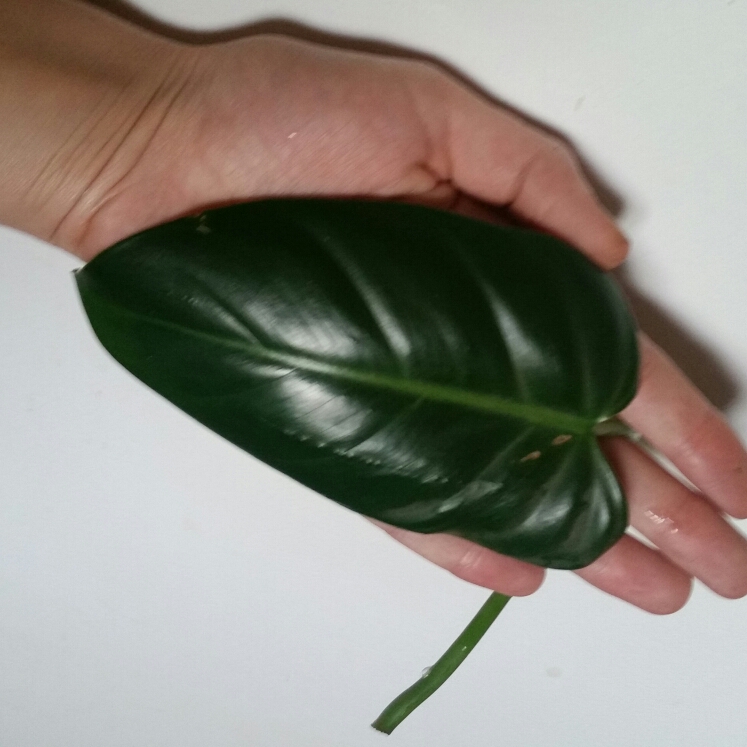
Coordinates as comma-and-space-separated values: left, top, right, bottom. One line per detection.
402, 57, 449, 89
536, 134, 573, 166
510, 135, 578, 204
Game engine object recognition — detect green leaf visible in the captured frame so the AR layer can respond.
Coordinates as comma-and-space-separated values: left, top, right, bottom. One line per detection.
75, 199, 638, 569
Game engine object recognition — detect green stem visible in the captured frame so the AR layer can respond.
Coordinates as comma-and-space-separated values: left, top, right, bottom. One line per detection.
593, 416, 693, 485
372, 418, 664, 735
594, 414, 663, 459
371, 592, 511, 735
592, 415, 636, 439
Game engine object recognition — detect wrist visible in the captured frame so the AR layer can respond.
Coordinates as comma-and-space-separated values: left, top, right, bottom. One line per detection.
0, 0, 195, 257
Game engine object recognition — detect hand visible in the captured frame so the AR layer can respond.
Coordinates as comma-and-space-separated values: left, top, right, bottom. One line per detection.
5, 2, 747, 613
48, 32, 629, 265
384, 333, 747, 613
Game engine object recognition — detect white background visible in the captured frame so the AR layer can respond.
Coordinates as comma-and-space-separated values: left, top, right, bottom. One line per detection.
2, 1, 747, 745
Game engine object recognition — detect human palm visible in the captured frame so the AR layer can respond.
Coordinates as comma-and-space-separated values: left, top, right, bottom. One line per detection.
64, 33, 747, 613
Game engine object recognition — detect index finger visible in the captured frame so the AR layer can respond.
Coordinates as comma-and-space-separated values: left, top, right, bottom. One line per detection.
433, 83, 628, 269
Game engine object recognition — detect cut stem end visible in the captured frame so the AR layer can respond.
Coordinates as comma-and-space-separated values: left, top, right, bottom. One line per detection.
371, 592, 511, 735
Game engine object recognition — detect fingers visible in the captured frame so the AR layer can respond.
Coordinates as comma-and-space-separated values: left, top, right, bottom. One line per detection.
604, 436, 747, 599
369, 339, 747, 613
622, 334, 747, 519
577, 426, 747, 612
436, 82, 628, 269
372, 411, 747, 611
575, 534, 692, 614
370, 520, 545, 597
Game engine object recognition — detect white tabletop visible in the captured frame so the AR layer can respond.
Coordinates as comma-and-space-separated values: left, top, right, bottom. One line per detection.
2, 2, 746, 745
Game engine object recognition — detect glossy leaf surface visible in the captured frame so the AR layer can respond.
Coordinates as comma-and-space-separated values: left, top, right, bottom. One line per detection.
76, 199, 638, 569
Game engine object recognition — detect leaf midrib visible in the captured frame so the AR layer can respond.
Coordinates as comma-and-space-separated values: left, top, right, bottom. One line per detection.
83, 287, 595, 435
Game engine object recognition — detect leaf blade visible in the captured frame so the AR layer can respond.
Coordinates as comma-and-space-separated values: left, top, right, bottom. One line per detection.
76, 199, 638, 569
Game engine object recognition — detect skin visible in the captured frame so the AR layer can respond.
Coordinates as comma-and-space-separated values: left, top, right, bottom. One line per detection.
3, 0, 747, 614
